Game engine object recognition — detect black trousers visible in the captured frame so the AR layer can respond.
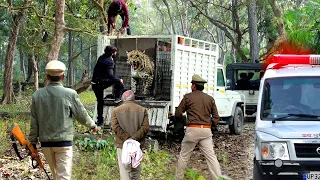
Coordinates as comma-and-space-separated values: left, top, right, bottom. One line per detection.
92, 79, 124, 123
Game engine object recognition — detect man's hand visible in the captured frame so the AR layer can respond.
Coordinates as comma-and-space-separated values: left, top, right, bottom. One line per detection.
91, 126, 98, 133
31, 150, 38, 159
120, 79, 124, 84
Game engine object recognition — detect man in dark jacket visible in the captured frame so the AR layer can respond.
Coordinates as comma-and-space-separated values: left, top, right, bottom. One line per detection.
91, 45, 124, 126
175, 74, 222, 180
107, 0, 131, 35
111, 90, 149, 180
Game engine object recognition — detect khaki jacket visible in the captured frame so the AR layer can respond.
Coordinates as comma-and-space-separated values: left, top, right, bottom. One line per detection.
111, 101, 149, 148
175, 90, 220, 126
29, 82, 96, 144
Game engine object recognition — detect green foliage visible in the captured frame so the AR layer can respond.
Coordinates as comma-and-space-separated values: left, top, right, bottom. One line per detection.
72, 147, 119, 180
283, 0, 320, 53
76, 136, 116, 153
78, 90, 96, 105
141, 146, 175, 179
185, 168, 206, 180
0, 117, 30, 155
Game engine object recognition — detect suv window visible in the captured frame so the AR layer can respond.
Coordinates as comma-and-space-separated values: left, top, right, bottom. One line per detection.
217, 69, 225, 86
261, 77, 320, 119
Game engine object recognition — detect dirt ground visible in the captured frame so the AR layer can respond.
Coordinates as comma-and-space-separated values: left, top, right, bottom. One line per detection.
0, 122, 255, 180
162, 122, 255, 180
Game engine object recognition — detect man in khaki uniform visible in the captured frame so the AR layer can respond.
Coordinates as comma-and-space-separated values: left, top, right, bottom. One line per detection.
29, 60, 98, 180
175, 74, 222, 180
111, 90, 149, 180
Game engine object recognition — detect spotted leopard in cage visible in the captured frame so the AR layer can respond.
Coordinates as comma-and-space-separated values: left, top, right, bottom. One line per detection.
126, 50, 154, 95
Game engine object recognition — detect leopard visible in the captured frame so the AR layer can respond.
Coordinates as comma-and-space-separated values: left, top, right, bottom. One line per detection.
126, 50, 154, 95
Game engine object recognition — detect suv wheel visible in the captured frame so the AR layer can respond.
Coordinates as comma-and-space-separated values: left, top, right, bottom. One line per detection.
229, 106, 244, 135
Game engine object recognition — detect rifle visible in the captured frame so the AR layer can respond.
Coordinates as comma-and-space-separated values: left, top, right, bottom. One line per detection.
8, 123, 51, 180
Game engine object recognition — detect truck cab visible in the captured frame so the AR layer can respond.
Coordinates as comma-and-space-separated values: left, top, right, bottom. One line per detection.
226, 63, 264, 119
254, 54, 320, 179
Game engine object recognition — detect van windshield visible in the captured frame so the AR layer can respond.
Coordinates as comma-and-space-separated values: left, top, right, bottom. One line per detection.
261, 77, 320, 120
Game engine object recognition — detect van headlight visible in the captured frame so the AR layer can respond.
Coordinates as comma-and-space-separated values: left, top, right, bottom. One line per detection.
261, 142, 289, 160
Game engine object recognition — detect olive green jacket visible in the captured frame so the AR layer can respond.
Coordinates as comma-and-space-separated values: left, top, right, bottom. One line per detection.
29, 82, 96, 144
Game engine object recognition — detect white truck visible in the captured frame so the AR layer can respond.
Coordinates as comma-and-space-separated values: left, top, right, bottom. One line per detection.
94, 35, 245, 135
254, 54, 320, 179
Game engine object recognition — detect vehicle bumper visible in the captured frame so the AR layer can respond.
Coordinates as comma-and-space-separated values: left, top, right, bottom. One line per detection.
255, 159, 320, 178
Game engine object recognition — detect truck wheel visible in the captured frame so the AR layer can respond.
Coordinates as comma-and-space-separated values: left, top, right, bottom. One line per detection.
229, 106, 244, 135
253, 161, 264, 180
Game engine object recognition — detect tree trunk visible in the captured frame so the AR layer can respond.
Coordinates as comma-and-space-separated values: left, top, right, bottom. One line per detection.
68, 31, 73, 86
19, 46, 26, 81
1, 0, 30, 105
45, 0, 65, 86
88, 47, 92, 75
31, 54, 39, 91
26, 56, 32, 82
72, 71, 91, 94
162, 0, 176, 34
269, 0, 285, 36
248, 0, 259, 63
47, 0, 65, 62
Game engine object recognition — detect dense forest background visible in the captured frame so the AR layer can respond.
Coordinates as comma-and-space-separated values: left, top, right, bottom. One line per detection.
0, 0, 319, 104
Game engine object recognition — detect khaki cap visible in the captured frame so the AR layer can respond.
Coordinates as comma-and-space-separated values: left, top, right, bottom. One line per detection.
45, 60, 66, 76
191, 74, 207, 86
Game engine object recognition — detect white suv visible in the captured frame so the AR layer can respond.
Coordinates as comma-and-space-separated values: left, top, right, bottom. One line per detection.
254, 54, 320, 180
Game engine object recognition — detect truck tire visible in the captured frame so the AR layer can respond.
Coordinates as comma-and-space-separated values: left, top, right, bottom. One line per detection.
229, 106, 244, 135
253, 161, 264, 180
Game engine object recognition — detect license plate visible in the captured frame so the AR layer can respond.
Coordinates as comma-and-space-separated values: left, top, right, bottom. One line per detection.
303, 172, 320, 180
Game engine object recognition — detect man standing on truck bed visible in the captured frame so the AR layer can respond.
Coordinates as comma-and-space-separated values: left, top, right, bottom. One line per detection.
175, 74, 222, 180
107, 0, 131, 35
91, 45, 124, 127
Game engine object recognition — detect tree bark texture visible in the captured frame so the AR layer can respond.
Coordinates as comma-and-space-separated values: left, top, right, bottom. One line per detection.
1, 0, 30, 105
72, 71, 91, 94
47, 0, 65, 62
19, 46, 26, 81
68, 31, 73, 86
269, 0, 285, 37
248, 0, 259, 62
31, 54, 39, 91
162, 0, 176, 34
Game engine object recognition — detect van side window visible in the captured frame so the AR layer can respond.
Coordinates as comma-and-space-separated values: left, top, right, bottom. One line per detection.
217, 69, 225, 86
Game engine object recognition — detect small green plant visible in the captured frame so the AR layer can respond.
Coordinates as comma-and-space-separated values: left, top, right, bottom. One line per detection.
76, 136, 116, 152
185, 168, 206, 180
78, 90, 96, 105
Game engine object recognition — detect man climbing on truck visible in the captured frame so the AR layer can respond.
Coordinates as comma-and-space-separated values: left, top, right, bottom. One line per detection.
107, 0, 131, 35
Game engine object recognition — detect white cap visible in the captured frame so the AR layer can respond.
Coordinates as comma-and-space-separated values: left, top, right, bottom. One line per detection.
45, 60, 66, 76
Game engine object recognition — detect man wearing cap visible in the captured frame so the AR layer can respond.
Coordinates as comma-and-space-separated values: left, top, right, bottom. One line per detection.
174, 74, 222, 180
107, 0, 131, 35
29, 60, 98, 180
111, 90, 149, 180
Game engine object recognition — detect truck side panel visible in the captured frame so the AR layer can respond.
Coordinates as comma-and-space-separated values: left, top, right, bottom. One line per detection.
170, 35, 220, 114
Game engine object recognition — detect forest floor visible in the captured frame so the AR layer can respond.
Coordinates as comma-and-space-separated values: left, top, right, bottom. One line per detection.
0, 122, 255, 180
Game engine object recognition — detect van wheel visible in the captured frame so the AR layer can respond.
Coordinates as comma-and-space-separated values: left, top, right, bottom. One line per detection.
229, 106, 244, 135
253, 161, 264, 180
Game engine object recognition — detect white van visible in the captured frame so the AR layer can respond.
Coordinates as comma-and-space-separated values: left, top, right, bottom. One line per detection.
254, 54, 320, 179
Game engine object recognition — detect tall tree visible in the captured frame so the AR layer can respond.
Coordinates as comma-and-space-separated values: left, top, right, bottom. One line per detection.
1, 0, 30, 104
248, 0, 259, 62
47, 0, 65, 62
